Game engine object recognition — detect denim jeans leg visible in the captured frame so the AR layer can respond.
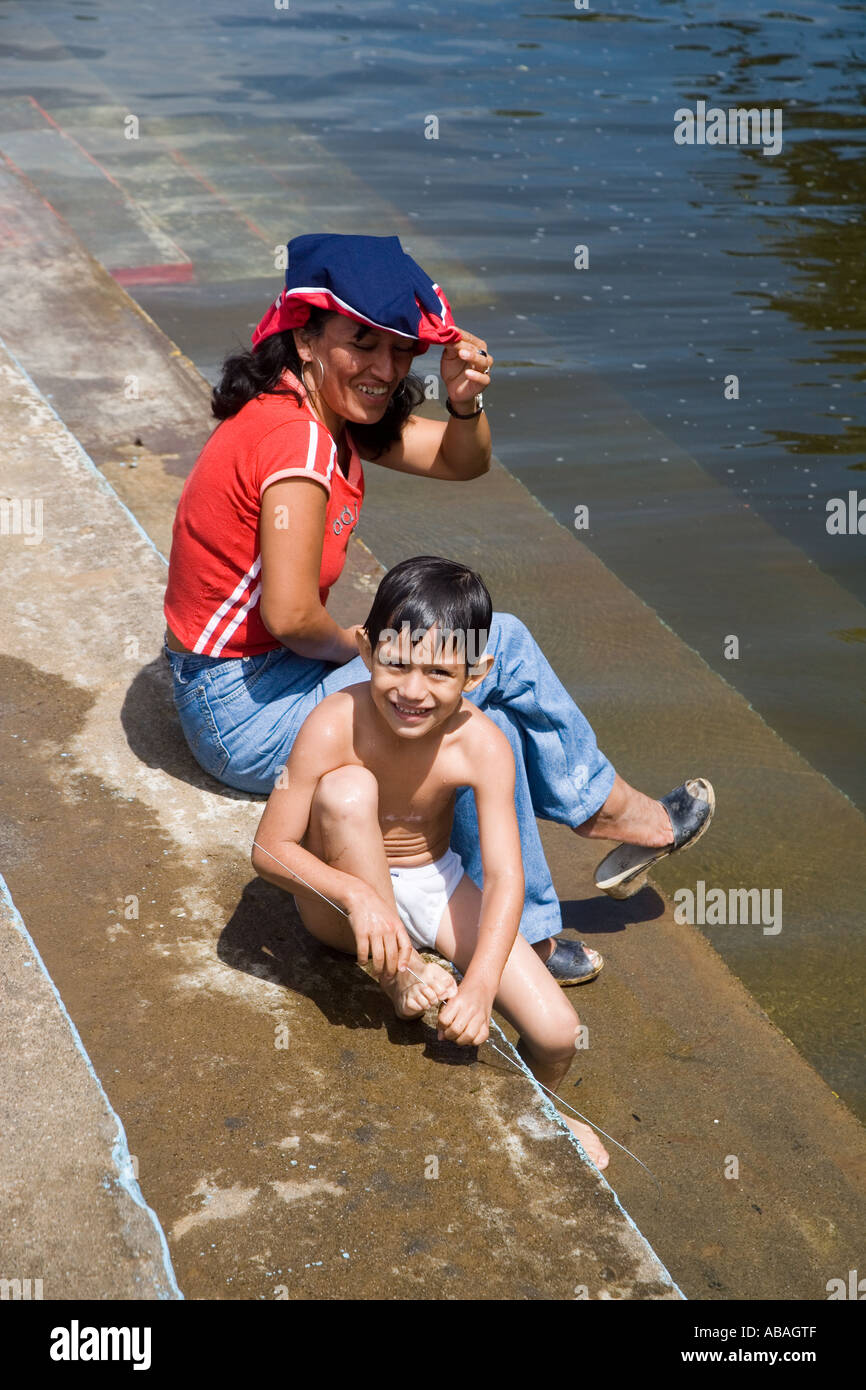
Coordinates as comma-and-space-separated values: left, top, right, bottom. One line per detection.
450, 706, 563, 946
163, 639, 374, 797
454, 611, 617, 945
467, 611, 616, 824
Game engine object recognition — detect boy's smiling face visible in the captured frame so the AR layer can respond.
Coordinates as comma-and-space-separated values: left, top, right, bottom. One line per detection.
357, 623, 490, 740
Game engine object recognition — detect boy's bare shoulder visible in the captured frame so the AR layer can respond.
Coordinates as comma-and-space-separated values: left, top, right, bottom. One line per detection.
452, 701, 515, 772
294, 684, 367, 752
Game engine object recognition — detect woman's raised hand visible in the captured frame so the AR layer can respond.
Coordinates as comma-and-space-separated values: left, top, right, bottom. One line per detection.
440, 328, 493, 408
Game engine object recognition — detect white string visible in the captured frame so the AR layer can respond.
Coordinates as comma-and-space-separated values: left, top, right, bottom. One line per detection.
253, 840, 348, 916
402, 964, 660, 1190
253, 839, 660, 1189
488, 1042, 660, 1190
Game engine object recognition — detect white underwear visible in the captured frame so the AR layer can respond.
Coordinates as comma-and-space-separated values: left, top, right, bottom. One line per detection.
388, 848, 465, 952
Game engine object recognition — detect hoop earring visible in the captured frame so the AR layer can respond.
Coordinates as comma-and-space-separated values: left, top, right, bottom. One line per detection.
301, 355, 325, 394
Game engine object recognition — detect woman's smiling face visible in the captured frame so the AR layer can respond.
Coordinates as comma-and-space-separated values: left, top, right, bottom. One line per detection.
296, 315, 420, 423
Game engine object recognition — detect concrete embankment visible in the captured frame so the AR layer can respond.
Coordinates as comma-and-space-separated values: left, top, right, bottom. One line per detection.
1, 155, 864, 1301
361, 431, 866, 1299
0, 183, 679, 1297
0, 884, 180, 1300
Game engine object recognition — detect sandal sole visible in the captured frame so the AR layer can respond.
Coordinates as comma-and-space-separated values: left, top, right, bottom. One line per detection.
553, 961, 604, 987
594, 778, 715, 896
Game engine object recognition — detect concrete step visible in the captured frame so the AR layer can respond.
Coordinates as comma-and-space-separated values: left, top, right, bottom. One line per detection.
1, 153, 863, 1302
4, 81, 864, 817
0, 341, 678, 1299
0, 94, 488, 300
0, 882, 181, 1300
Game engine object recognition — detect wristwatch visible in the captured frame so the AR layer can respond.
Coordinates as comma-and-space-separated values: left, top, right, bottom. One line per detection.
446, 393, 484, 419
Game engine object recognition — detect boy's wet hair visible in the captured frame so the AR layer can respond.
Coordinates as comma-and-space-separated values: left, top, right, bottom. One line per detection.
363, 556, 492, 668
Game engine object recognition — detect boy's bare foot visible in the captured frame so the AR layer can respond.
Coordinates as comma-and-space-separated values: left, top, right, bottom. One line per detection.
379, 952, 457, 1020
561, 1113, 610, 1170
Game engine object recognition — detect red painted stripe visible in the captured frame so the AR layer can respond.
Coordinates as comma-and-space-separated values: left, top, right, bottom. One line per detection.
26, 95, 132, 198
110, 263, 196, 286
167, 147, 271, 245
0, 147, 74, 231
23, 96, 191, 268
24, 95, 267, 257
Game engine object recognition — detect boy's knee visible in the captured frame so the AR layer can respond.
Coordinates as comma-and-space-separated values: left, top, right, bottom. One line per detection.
313, 765, 378, 820
547, 1038, 580, 1069
536, 1015, 583, 1068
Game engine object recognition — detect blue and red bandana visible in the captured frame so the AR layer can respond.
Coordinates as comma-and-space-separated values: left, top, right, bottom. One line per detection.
251, 233, 461, 354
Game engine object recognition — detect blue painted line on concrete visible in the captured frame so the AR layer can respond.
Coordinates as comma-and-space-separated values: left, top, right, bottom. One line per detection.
0, 873, 183, 1300
0, 330, 170, 567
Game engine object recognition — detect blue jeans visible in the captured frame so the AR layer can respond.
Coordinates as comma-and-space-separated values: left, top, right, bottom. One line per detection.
163, 612, 615, 945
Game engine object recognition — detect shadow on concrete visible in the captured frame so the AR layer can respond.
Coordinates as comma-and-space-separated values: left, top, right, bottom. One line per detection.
120, 656, 263, 802
560, 885, 666, 936
217, 877, 474, 1066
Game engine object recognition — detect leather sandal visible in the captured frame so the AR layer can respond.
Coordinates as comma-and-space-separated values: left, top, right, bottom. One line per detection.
594, 776, 715, 900
544, 937, 604, 986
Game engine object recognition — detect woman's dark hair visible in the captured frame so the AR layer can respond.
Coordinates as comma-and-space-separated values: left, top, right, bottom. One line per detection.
211, 307, 426, 460
363, 556, 492, 669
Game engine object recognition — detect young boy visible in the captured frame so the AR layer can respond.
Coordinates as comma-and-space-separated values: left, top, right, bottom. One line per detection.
251, 556, 609, 1169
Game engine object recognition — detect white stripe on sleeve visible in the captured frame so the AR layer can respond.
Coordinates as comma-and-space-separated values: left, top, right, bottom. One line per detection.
304, 420, 319, 472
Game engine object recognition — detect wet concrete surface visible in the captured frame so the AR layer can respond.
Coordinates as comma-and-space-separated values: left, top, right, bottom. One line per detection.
1, 159, 864, 1301
0, 147, 213, 559
2, 0, 864, 1102
0, 341, 677, 1300
358, 459, 866, 1298
361, 459, 866, 1117
0, 885, 180, 1300
2, 96, 864, 1113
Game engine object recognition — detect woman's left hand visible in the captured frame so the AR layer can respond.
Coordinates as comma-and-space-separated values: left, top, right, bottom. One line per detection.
440, 328, 493, 408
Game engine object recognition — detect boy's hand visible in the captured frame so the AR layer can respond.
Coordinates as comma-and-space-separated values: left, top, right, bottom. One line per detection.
346, 887, 413, 983
437, 981, 493, 1047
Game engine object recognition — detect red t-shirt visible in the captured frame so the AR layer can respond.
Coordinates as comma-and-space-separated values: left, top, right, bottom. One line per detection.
164, 370, 364, 657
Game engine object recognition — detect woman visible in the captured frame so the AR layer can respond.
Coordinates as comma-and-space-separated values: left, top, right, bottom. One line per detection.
163, 233, 713, 984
